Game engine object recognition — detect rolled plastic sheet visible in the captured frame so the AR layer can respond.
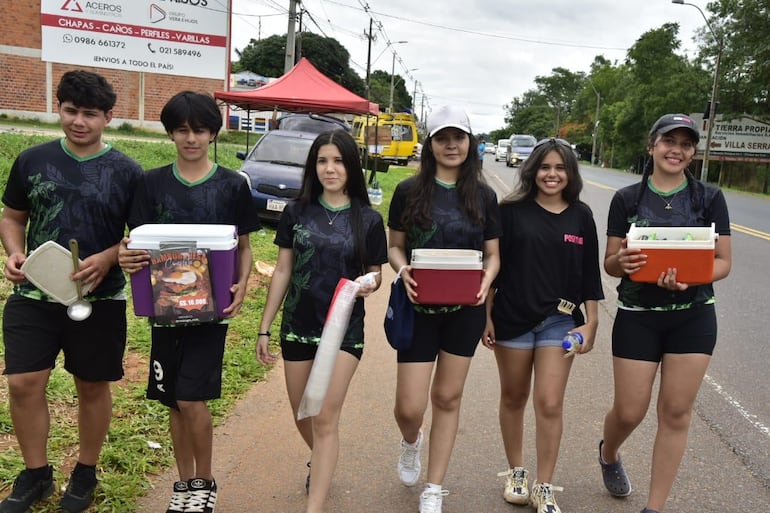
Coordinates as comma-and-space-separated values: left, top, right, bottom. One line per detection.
297, 278, 361, 420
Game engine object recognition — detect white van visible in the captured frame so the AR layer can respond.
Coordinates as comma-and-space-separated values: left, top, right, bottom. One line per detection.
495, 139, 510, 161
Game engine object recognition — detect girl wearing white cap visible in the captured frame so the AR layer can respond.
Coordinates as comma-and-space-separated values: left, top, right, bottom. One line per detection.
599, 114, 732, 513
386, 105, 501, 513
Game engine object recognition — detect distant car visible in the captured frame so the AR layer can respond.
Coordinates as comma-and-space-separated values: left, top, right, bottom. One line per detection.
236, 130, 317, 222
484, 143, 496, 154
276, 113, 350, 133
495, 139, 509, 161
506, 134, 537, 167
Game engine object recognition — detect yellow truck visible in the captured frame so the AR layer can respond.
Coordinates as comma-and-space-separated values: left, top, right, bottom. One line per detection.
352, 113, 419, 166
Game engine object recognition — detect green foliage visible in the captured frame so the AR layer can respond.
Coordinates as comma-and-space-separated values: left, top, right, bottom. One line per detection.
234, 33, 365, 96
116, 122, 136, 134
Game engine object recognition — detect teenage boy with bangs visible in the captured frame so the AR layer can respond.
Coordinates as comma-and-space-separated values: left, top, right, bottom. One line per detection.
118, 91, 259, 513
0, 70, 142, 513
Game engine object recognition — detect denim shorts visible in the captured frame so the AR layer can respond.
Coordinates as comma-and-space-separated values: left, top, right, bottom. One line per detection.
495, 313, 576, 350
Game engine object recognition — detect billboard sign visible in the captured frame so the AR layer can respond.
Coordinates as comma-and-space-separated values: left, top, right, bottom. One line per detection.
41, 0, 230, 80
691, 113, 770, 159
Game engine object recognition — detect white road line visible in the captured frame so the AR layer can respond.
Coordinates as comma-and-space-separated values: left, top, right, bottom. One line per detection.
702, 374, 770, 439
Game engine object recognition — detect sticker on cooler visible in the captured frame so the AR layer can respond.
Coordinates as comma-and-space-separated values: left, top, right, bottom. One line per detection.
127, 224, 238, 318
626, 223, 717, 285
409, 249, 484, 305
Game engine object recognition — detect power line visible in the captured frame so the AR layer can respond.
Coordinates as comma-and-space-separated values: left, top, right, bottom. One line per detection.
323, 0, 628, 51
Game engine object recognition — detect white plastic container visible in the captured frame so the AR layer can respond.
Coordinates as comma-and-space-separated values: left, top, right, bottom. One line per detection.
21, 240, 94, 304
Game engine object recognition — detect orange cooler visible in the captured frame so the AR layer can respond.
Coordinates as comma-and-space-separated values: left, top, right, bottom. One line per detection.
410, 249, 483, 305
626, 223, 716, 285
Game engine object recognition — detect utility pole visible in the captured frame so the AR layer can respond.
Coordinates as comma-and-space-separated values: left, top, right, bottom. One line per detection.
284, 0, 298, 73
296, 8, 303, 62
364, 18, 373, 100
588, 80, 600, 166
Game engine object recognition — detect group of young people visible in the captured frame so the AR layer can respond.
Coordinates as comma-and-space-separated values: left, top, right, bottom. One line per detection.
0, 68, 731, 513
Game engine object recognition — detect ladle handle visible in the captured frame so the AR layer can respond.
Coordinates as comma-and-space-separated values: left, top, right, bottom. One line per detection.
69, 239, 83, 299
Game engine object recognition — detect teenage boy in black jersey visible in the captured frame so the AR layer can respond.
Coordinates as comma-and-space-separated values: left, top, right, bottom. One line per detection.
118, 91, 259, 513
0, 70, 143, 513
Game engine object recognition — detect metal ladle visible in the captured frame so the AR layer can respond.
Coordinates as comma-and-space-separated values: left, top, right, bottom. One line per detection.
67, 239, 92, 321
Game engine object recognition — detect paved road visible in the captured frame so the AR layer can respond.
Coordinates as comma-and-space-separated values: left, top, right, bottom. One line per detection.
137, 260, 769, 512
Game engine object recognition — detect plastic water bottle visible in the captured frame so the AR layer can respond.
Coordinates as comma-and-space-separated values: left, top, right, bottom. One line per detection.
562, 332, 583, 358
367, 184, 383, 205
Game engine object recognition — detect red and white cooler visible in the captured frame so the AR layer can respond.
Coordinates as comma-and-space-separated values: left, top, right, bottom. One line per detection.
410, 249, 484, 305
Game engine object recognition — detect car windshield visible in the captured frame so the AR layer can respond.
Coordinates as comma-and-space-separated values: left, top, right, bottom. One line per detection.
248, 134, 314, 166
277, 115, 348, 133
511, 136, 536, 147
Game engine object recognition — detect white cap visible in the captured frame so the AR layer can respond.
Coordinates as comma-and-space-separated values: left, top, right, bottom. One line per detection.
427, 105, 472, 137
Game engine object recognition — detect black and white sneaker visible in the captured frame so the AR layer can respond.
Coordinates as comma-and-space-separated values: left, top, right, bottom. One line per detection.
185, 478, 217, 513
165, 480, 190, 513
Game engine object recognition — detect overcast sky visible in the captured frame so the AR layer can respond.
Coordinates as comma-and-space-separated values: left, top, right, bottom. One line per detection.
227, 0, 709, 134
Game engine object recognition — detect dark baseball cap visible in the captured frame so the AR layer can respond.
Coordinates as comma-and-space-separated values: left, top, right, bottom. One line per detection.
649, 113, 700, 143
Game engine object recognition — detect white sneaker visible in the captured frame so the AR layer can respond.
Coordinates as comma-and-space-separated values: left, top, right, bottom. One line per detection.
530, 481, 564, 513
497, 467, 529, 504
398, 429, 423, 486
419, 487, 449, 513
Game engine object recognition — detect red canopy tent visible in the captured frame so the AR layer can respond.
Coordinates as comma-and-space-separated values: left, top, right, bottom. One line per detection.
215, 58, 379, 115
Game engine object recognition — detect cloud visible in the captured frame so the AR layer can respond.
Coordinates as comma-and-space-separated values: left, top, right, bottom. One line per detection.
230, 0, 706, 134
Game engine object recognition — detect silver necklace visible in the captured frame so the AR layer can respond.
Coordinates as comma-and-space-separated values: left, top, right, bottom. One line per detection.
657, 190, 680, 210
324, 208, 342, 225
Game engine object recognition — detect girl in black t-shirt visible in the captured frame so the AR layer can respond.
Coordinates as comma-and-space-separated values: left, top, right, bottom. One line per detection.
599, 114, 731, 513
387, 105, 501, 513
256, 129, 387, 513
484, 137, 604, 513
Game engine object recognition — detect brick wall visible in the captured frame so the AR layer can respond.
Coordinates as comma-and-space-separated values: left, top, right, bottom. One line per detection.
0, 1, 225, 129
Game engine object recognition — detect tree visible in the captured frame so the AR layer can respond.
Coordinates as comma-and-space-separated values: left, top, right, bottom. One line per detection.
233, 33, 365, 96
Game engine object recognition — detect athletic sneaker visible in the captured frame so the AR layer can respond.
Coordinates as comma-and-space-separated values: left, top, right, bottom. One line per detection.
398, 429, 423, 486
0, 466, 55, 513
497, 467, 529, 504
419, 487, 449, 513
186, 478, 217, 513
59, 466, 97, 513
165, 480, 190, 513
530, 482, 564, 513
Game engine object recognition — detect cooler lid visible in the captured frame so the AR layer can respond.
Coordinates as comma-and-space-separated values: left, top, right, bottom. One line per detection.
127, 224, 238, 250
627, 223, 716, 249
410, 248, 483, 269
20, 240, 94, 305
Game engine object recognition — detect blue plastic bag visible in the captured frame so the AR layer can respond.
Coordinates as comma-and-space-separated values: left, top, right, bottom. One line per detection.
384, 267, 415, 350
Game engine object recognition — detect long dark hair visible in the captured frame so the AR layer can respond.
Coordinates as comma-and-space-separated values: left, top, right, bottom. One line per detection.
501, 138, 583, 205
629, 131, 703, 218
298, 129, 371, 273
401, 132, 486, 229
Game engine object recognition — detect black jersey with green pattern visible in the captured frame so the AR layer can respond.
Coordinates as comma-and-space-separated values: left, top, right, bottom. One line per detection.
388, 176, 502, 256
607, 178, 730, 310
274, 200, 388, 349
2, 139, 142, 299
127, 163, 260, 235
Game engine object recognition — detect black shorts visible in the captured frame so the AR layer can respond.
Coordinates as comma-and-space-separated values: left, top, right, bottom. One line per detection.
280, 339, 363, 361
148, 323, 228, 409
612, 304, 717, 362
2, 295, 127, 381
397, 305, 486, 363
